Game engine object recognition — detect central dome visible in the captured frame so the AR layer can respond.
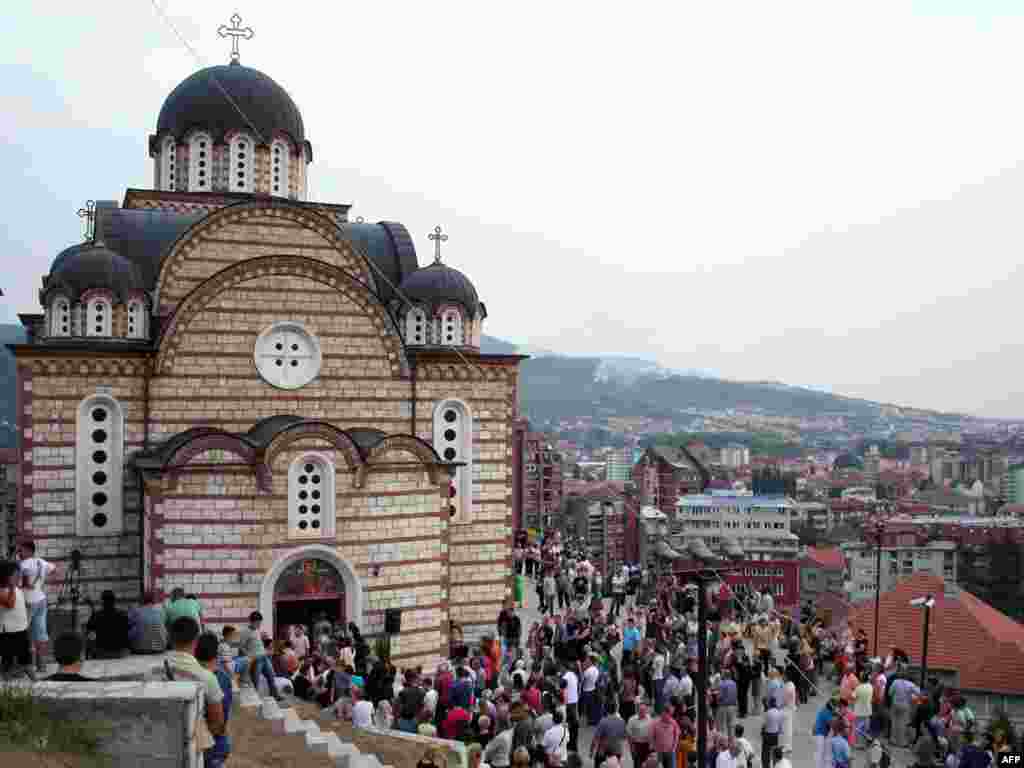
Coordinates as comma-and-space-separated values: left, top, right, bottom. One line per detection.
156, 62, 306, 147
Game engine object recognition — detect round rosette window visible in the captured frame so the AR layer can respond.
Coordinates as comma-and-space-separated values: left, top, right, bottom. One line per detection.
254, 321, 323, 390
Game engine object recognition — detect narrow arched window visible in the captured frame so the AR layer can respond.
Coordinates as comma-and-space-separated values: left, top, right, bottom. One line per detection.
434, 399, 473, 524
87, 298, 111, 337
442, 310, 463, 346
162, 137, 177, 191
405, 307, 426, 345
271, 139, 290, 197
188, 132, 212, 191
126, 299, 146, 340
231, 133, 254, 192
76, 395, 124, 536
288, 453, 336, 539
49, 296, 71, 337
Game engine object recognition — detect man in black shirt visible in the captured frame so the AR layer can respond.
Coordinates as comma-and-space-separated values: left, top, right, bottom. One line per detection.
46, 632, 95, 682
396, 670, 426, 733
86, 590, 131, 659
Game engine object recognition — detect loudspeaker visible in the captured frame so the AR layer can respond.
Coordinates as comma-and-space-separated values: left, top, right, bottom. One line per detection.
385, 608, 402, 635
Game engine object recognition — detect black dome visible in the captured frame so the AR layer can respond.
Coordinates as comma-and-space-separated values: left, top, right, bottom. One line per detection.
44, 242, 145, 302
398, 262, 481, 316
833, 452, 864, 470
155, 63, 306, 150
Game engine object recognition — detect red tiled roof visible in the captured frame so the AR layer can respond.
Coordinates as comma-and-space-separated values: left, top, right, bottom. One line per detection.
847, 574, 1024, 695
806, 546, 845, 571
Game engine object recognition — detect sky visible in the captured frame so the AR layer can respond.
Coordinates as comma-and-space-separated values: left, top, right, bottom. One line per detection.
2, 1, 1024, 417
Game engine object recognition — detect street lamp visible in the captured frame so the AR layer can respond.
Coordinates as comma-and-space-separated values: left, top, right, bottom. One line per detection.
868, 517, 887, 657
910, 595, 935, 688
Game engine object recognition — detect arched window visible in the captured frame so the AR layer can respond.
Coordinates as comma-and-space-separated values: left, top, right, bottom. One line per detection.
433, 399, 473, 524
442, 310, 463, 346
271, 139, 291, 197
188, 132, 212, 191
231, 133, 254, 192
405, 307, 427, 345
87, 298, 111, 337
126, 299, 146, 340
162, 137, 177, 191
76, 395, 124, 536
49, 296, 71, 337
288, 453, 336, 539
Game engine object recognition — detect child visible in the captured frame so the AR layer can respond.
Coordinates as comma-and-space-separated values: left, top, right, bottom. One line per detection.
218, 626, 238, 676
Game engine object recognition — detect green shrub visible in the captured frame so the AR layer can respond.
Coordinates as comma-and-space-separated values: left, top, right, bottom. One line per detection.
0, 684, 110, 765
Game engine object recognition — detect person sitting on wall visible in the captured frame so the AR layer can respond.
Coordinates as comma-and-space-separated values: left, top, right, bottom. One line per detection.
45, 632, 95, 682
85, 590, 131, 659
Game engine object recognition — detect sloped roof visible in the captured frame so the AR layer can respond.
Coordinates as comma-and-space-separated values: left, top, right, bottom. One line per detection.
847, 573, 1024, 695
806, 546, 846, 571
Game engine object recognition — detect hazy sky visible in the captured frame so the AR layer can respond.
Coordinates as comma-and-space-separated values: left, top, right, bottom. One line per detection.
2, 1, 1024, 417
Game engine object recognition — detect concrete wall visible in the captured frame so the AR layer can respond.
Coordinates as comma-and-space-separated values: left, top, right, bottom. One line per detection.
25, 680, 204, 768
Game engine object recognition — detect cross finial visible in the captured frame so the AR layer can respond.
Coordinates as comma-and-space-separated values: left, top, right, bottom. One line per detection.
77, 200, 95, 242
428, 225, 448, 264
218, 13, 254, 63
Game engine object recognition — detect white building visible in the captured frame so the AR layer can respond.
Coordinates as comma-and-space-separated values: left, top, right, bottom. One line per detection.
841, 538, 957, 602
675, 494, 800, 561
719, 444, 751, 469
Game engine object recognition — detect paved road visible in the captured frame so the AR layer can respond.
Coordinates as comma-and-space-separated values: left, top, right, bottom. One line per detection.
514, 583, 911, 768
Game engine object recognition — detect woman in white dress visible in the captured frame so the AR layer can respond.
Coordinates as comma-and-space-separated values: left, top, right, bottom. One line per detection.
0, 560, 33, 680
780, 678, 797, 750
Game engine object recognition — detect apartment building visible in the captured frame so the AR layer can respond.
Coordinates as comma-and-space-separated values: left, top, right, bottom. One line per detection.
674, 494, 800, 561
841, 532, 957, 602
512, 419, 564, 534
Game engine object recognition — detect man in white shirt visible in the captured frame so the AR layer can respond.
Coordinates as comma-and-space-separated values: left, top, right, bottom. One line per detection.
562, 665, 580, 752
542, 710, 570, 766
651, 648, 666, 712
715, 738, 739, 768
17, 541, 55, 673
580, 655, 601, 725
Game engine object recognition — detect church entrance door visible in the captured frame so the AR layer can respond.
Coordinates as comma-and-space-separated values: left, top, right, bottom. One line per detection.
272, 557, 346, 638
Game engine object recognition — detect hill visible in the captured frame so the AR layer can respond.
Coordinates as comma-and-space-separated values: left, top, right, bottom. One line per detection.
479, 335, 956, 429
0, 323, 26, 448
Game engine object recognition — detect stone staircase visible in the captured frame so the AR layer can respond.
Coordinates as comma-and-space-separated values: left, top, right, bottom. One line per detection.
238, 687, 388, 768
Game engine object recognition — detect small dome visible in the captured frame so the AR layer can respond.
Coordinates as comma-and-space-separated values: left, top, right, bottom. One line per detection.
155, 63, 307, 150
44, 242, 145, 302
398, 262, 482, 317
833, 453, 863, 471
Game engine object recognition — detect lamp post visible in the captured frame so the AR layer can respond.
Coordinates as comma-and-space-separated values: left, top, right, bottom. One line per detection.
869, 517, 887, 658
676, 543, 745, 768
910, 595, 935, 688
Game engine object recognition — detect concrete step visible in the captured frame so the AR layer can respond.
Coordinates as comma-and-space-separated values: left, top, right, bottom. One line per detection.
260, 698, 284, 721
330, 740, 360, 768
306, 732, 331, 752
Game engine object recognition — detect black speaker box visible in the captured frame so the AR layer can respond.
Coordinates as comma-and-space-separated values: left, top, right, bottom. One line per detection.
385, 607, 402, 634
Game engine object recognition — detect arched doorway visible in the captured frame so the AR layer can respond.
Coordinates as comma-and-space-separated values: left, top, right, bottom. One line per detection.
273, 558, 346, 636
259, 545, 363, 637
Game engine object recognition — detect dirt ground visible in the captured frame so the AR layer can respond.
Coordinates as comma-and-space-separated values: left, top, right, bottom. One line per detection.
229, 699, 458, 768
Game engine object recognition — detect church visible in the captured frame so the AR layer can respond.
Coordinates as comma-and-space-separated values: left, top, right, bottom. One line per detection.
10, 26, 521, 671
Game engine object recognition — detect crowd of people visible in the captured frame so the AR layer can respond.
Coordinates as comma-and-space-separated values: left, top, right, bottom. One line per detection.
5, 535, 1023, 768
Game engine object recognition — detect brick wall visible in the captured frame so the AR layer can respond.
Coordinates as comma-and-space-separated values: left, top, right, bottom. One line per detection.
16, 200, 517, 669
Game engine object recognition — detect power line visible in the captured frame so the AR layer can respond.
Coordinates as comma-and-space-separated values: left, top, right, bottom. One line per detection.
146, 0, 483, 372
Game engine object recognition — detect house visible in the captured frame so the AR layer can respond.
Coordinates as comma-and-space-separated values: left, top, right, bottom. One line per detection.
631, 445, 706, 516
800, 546, 846, 603
847, 573, 1024, 729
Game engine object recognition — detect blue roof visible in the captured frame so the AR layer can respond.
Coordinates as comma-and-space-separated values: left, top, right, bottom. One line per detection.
678, 494, 792, 509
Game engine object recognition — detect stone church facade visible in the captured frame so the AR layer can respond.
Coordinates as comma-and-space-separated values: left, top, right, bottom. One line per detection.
11, 54, 520, 670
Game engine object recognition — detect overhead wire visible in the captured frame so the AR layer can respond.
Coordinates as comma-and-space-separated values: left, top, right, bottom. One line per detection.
147, 0, 484, 373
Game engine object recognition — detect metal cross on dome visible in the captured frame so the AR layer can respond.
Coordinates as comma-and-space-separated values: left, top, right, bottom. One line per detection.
218, 13, 254, 63
77, 200, 95, 242
428, 225, 448, 264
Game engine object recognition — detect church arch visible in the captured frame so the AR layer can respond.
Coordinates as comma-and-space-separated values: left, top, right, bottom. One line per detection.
356, 435, 443, 488
259, 545, 363, 636
154, 255, 407, 378
264, 421, 363, 474
154, 200, 378, 307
